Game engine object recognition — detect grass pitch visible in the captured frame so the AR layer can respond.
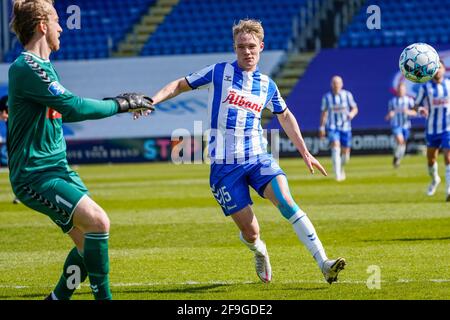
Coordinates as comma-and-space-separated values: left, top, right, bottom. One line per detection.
0, 154, 449, 300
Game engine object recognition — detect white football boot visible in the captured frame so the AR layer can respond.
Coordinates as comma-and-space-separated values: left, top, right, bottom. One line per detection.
254, 248, 272, 283
321, 257, 346, 284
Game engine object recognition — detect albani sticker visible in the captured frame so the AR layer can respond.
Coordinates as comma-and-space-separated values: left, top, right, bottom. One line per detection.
48, 81, 66, 96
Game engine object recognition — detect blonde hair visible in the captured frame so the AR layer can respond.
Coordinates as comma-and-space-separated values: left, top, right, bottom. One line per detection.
10, 0, 55, 46
232, 19, 264, 44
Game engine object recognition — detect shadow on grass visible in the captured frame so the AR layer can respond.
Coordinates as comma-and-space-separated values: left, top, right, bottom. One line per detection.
0, 292, 46, 299
363, 236, 450, 242
114, 283, 330, 296
0, 282, 329, 299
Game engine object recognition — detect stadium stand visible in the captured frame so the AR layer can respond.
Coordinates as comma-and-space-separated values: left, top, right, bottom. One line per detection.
3, 0, 156, 62
338, 0, 450, 48
141, 0, 317, 56
3, 0, 323, 61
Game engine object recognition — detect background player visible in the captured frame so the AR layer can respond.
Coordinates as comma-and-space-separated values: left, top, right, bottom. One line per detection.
319, 76, 358, 181
9, 0, 153, 300
137, 19, 346, 284
0, 95, 20, 204
414, 60, 450, 201
385, 82, 417, 168
0, 95, 9, 169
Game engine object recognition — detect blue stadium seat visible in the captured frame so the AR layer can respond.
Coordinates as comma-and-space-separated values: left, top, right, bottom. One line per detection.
141, 0, 310, 56
4, 0, 156, 62
338, 0, 450, 48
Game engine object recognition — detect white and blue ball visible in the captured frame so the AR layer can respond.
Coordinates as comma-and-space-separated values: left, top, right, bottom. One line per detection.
399, 43, 440, 83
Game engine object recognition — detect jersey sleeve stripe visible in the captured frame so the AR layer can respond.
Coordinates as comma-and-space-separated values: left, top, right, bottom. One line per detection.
185, 77, 195, 89
187, 69, 213, 89
23, 55, 51, 83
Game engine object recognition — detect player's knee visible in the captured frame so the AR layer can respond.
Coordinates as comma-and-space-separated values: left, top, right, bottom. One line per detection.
275, 193, 299, 220
91, 213, 110, 233
79, 206, 110, 233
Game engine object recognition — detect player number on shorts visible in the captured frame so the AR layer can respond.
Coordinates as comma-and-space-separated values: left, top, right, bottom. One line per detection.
55, 195, 73, 209
212, 185, 232, 207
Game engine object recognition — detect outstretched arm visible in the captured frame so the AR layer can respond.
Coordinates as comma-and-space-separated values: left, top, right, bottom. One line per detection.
134, 77, 192, 119
277, 109, 327, 176
15, 62, 153, 122
151, 78, 192, 104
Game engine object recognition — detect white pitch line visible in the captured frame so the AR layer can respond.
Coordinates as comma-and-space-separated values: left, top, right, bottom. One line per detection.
0, 278, 449, 289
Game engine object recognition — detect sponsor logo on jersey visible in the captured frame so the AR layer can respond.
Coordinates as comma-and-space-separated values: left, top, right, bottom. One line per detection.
222, 90, 263, 113
432, 97, 450, 106
48, 81, 66, 96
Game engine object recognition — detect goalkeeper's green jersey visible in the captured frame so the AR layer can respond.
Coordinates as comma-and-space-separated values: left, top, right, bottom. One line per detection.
8, 51, 119, 186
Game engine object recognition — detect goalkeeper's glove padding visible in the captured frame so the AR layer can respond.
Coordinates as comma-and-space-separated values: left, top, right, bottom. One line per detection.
104, 93, 155, 113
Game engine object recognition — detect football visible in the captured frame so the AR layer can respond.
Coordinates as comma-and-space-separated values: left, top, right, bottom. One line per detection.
399, 43, 440, 83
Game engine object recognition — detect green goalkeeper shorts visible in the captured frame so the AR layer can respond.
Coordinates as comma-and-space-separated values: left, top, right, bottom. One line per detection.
13, 170, 89, 234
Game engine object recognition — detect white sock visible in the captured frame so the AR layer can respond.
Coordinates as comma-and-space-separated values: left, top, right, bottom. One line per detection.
446, 164, 450, 193
428, 162, 439, 181
331, 147, 341, 178
341, 152, 350, 166
289, 210, 327, 270
398, 144, 406, 159
393, 144, 400, 158
239, 232, 267, 256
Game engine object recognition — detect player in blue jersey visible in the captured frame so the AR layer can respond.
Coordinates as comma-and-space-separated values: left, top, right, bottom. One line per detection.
385, 82, 416, 168
319, 76, 358, 181
0, 95, 20, 204
414, 60, 450, 201
137, 19, 346, 284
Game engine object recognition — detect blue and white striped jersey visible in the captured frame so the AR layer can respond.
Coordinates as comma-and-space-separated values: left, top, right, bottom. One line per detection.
185, 61, 287, 163
388, 96, 415, 129
415, 78, 450, 135
321, 90, 357, 131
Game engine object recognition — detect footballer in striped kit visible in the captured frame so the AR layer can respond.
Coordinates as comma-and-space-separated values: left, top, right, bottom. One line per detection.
414, 60, 450, 201
385, 82, 417, 168
140, 19, 346, 284
319, 76, 359, 181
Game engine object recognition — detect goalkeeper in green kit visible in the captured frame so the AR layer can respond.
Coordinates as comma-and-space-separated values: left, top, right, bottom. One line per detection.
8, 0, 153, 300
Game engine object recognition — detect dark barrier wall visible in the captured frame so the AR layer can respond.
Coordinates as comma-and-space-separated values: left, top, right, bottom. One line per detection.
267, 45, 450, 131
0, 129, 426, 165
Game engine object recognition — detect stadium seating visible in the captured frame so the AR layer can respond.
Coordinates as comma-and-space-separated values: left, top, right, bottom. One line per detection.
4, 0, 155, 62
141, 0, 312, 56
3, 0, 321, 61
338, 0, 450, 48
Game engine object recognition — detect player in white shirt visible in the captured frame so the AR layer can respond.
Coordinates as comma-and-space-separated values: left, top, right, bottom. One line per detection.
137, 19, 346, 283
319, 76, 358, 181
414, 60, 450, 201
385, 82, 417, 168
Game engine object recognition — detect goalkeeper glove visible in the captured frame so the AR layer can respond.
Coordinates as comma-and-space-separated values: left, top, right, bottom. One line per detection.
104, 93, 154, 113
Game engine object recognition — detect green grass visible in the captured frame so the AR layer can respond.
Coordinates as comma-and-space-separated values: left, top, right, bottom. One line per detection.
0, 154, 449, 300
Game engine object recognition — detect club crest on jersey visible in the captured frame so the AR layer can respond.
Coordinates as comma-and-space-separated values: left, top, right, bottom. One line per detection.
222, 90, 263, 113
48, 81, 66, 96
